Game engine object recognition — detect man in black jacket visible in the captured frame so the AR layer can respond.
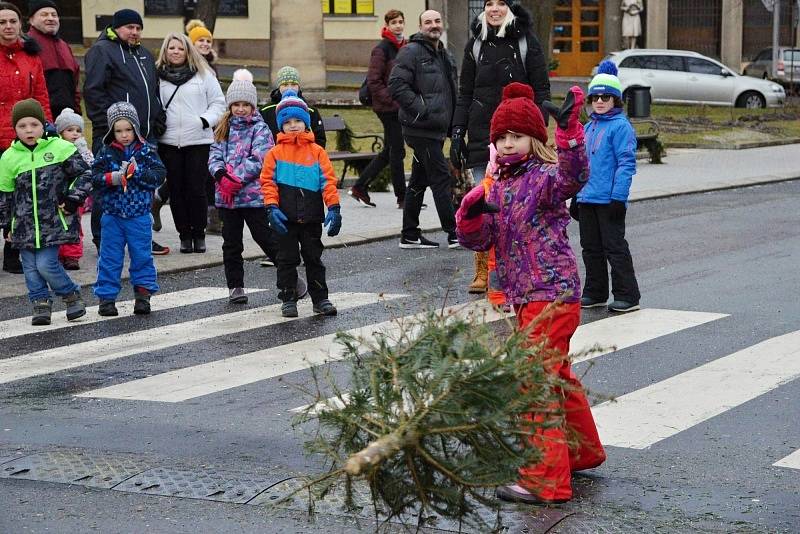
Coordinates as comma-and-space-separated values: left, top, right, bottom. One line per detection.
389, 10, 459, 250
83, 9, 168, 255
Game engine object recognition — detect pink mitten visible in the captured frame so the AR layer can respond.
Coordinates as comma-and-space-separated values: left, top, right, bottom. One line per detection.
545, 86, 586, 150
486, 143, 499, 177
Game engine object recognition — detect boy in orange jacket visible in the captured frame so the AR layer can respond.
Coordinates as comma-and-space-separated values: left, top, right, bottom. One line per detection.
260, 91, 342, 318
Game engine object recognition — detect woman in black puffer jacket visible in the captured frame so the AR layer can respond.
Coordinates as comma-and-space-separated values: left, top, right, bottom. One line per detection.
452, 0, 550, 179
452, 0, 551, 295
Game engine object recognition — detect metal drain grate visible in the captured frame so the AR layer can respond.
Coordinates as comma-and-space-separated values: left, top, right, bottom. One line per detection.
0, 450, 149, 489
113, 467, 281, 504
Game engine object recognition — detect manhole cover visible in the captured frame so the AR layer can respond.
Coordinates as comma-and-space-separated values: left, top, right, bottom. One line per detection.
250, 477, 541, 533
113, 467, 280, 504
0, 450, 149, 489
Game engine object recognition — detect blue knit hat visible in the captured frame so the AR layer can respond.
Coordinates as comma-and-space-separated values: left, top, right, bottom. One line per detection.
276, 90, 310, 130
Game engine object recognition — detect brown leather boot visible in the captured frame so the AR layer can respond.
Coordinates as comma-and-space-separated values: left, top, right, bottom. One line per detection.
468, 251, 488, 294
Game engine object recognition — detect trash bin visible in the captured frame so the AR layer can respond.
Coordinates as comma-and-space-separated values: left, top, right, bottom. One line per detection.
627, 86, 651, 118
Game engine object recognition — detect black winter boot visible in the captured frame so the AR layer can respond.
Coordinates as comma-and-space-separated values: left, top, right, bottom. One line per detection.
98, 300, 118, 316
31, 299, 52, 326
133, 287, 151, 315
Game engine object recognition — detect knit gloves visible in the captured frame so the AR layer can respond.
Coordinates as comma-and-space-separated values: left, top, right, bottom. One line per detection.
324, 205, 341, 237
107, 158, 137, 192
543, 86, 586, 150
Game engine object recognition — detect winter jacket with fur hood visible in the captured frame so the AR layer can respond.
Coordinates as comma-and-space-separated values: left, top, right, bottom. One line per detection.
453, 4, 551, 167
0, 137, 90, 249
0, 37, 53, 149
157, 69, 226, 148
83, 27, 160, 145
388, 33, 458, 140
208, 112, 274, 209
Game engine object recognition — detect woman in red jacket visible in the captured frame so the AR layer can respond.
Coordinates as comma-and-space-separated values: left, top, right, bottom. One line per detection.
0, 2, 52, 274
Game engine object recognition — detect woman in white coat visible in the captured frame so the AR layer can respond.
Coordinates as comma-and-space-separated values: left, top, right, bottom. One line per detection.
156, 32, 225, 253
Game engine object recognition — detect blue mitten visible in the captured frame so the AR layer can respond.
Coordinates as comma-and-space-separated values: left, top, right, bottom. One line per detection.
324, 205, 341, 237
267, 205, 288, 235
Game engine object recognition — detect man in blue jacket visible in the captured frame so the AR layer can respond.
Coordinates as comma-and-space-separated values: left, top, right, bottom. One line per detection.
83, 9, 168, 255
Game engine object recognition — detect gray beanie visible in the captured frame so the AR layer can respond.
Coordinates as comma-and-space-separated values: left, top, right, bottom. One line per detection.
226, 69, 258, 109
54, 107, 84, 134
103, 101, 142, 144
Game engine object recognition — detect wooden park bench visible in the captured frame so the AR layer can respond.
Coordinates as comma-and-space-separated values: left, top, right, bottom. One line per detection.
630, 118, 664, 163
322, 115, 384, 188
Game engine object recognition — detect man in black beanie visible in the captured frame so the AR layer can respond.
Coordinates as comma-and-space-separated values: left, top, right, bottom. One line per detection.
27, 0, 82, 119
82, 8, 169, 255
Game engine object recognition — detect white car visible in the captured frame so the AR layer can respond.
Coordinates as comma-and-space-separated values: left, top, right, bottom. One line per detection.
597, 49, 785, 108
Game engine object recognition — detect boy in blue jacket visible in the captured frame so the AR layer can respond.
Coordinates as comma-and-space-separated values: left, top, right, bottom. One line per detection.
574, 61, 640, 313
92, 102, 165, 316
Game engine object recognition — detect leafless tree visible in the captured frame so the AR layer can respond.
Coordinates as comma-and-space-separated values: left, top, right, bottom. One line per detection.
195, 0, 221, 32
521, 0, 555, 65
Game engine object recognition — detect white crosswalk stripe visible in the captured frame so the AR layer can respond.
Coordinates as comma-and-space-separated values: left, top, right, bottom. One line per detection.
0, 287, 254, 341
0, 292, 402, 386
774, 450, 800, 470
593, 329, 800, 449
77, 300, 507, 403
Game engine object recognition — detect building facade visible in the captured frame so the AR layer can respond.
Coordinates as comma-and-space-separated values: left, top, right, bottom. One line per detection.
14, 0, 799, 79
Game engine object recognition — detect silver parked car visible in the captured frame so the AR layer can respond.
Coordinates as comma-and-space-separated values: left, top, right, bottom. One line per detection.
743, 47, 800, 87
597, 49, 785, 108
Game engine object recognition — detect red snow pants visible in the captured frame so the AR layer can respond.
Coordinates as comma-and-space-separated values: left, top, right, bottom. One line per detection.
515, 301, 606, 502
58, 206, 84, 261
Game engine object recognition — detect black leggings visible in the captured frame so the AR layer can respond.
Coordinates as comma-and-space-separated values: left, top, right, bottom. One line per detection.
158, 144, 210, 240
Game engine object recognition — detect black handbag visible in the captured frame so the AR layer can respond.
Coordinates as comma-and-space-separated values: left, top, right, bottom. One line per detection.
153, 85, 180, 137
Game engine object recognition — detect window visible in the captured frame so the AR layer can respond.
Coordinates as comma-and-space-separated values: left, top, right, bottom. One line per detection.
783, 50, 800, 62
756, 49, 772, 61
620, 56, 643, 69
656, 56, 686, 71
686, 57, 723, 75
322, 0, 374, 15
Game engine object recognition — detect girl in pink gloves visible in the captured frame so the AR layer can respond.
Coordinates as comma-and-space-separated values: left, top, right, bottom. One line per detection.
208, 69, 276, 304
456, 82, 606, 505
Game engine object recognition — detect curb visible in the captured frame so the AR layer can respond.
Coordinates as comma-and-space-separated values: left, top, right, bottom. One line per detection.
136, 174, 800, 279
666, 138, 800, 150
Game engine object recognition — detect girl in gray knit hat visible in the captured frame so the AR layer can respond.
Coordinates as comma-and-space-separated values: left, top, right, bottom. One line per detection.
208, 69, 307, 304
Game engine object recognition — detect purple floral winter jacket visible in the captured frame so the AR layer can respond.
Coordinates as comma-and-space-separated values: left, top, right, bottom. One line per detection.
208, 112, 274, 209
456, 147, 589, 304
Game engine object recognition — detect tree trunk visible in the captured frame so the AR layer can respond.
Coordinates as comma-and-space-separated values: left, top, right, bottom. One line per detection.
195, 0, 221, 33
521, 0, 555, 66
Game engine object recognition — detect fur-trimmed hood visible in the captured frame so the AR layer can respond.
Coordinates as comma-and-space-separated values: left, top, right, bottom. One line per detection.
470, 3, 532, 41
0, 35, 42, 55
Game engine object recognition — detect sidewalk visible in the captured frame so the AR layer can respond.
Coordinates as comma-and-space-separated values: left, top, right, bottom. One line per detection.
1, 144, 798, 298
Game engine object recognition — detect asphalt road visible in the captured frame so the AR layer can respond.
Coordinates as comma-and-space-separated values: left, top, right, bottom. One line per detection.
1, 181, 799, 533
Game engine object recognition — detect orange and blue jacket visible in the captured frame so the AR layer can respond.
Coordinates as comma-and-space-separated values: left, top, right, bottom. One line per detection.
259, 131, 340, 223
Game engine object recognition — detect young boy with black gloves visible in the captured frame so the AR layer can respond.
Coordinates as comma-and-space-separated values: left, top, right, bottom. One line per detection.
92, 102, 166, 316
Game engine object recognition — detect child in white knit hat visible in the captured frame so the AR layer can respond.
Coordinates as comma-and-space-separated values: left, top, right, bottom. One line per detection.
209, 69, 307, 304
54, 107, 94, 270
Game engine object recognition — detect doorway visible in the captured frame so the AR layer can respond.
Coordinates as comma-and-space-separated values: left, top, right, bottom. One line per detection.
552, 0, 604, 76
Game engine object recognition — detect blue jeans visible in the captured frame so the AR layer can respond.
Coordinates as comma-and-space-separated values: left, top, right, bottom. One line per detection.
94, 213, 159, 302
20, 246, 80, 302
